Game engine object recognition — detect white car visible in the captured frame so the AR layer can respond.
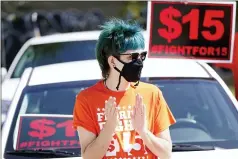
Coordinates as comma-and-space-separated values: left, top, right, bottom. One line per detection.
2, 58, 238, 159
1, 31, 151, 126
1, 30, 101, 125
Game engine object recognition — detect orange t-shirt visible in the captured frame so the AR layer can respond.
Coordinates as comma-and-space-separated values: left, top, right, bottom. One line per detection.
73, 80, 176, 159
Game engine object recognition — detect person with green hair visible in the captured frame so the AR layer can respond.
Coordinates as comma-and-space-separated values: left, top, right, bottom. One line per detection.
73, 18, 176, 159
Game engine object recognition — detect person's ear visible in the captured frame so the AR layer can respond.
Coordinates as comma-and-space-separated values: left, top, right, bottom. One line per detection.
108, 55, 116, 69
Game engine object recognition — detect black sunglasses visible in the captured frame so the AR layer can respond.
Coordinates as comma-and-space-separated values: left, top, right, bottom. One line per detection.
119, 51, 147, 61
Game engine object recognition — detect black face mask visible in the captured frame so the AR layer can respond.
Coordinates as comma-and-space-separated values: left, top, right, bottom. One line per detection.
113, 57, 143, 90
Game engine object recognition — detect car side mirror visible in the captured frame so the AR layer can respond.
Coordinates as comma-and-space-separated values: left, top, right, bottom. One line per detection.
1, 67, 7, 81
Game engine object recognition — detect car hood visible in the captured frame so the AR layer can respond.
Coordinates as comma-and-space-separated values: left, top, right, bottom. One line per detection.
171, 149, 238, 159
2, 78, 20, 101
48, 149, 238, 159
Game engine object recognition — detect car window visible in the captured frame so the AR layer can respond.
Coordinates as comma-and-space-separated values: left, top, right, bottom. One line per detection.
152, 79, 238, 143
11, 40, 97, 78
19, 88, 83, 115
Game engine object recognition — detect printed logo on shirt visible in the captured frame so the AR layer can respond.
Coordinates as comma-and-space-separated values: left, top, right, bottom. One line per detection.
96, 105, 149, 158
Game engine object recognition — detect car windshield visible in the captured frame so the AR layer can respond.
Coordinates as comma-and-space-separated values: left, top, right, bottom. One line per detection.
5, 79, 238, 158
11, 40, 97, 78
152, 78, 238, 146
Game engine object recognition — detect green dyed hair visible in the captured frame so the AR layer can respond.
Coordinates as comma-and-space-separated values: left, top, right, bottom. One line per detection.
95, 18, 145, 79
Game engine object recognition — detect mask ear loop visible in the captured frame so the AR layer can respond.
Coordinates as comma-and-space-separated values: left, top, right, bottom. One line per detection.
116, 74, 122, 90
113, 64, 122, 90
134, 81, 139, 87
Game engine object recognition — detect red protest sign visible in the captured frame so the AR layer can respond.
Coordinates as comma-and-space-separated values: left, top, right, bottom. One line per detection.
147, 1, 236, 63
16, 114, 80, 150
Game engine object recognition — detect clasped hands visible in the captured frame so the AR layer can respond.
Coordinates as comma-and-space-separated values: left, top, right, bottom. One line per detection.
104, 94, 147, 134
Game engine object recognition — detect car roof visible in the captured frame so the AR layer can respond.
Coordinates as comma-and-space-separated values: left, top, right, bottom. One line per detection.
28, 58, 212, 86
27, 31, 100, 45
26, 30, 148, 45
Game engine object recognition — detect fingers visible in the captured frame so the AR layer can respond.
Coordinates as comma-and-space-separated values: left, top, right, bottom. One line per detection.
135, 94, 139, 116
136, 94, 143, 105
105, 96, 112, 111
139, 94, 143, 107
105, 96, 117, 117
141, 96, 144, 113
116, 111, 120, 124
135, 94, 139, 108
105, 100, 108, 111
105, 96, 115, 109
135, 94, 143, 115
131, 106, 135, 118
112, 101, 117, 115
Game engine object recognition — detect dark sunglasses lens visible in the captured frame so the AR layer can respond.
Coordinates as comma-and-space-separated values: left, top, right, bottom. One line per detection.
132, 53, 139, 60
130, 52, 147, 60
140, 52, 147, 60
